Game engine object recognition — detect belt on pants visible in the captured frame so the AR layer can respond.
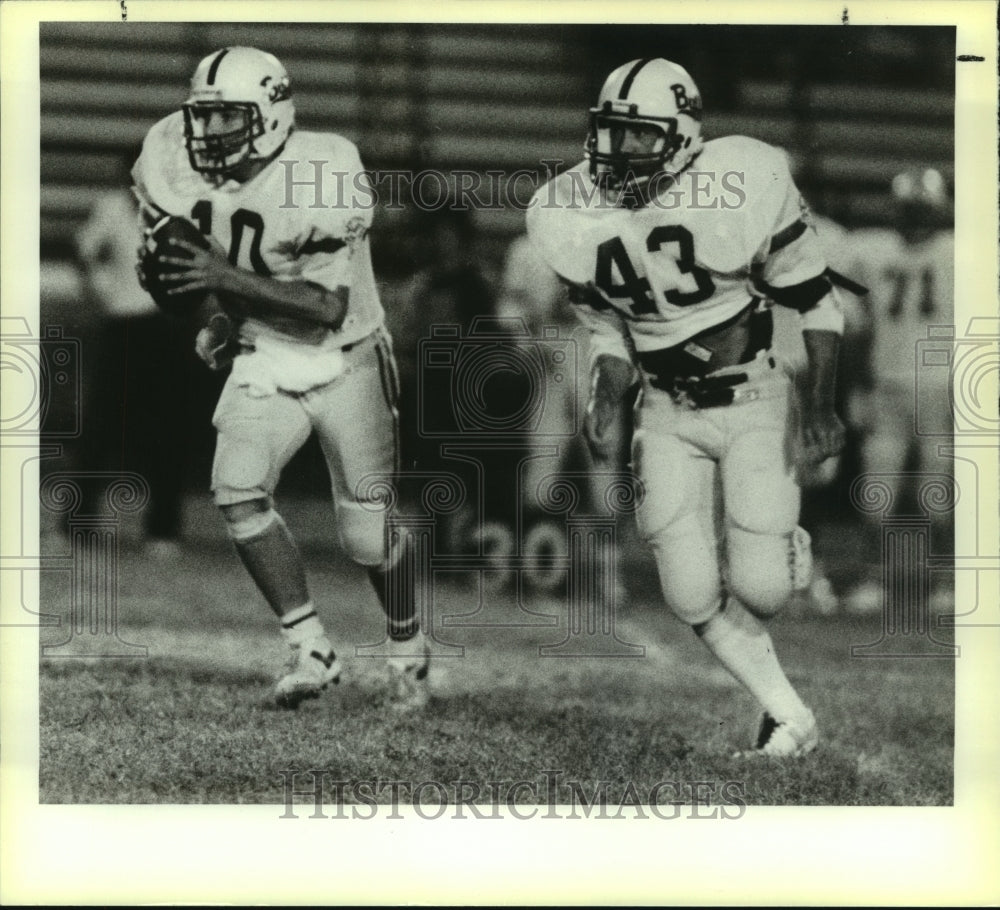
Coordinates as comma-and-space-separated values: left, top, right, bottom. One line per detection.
637, 304, 774, 408
665, 367, 775, 409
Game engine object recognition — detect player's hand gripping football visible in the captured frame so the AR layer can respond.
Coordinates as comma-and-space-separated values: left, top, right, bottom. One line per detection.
160, 235, 238, 296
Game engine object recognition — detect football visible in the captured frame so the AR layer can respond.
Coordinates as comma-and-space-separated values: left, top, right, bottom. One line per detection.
140, 215, 211, 318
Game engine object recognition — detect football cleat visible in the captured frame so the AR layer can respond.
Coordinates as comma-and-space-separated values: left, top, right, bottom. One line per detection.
274, 636, 341, 709
384, 631, 431, 711
735, 710, 819, 759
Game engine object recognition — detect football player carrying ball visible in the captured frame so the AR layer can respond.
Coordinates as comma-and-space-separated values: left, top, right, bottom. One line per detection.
527, 59, 848, 757
134, 47, 428, 709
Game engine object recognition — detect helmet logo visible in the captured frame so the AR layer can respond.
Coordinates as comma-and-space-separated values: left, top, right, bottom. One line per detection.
260, 74, 291, 103
670, 83, 702, 120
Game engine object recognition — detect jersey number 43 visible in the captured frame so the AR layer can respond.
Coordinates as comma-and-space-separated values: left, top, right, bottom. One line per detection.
596, 225, 715, 315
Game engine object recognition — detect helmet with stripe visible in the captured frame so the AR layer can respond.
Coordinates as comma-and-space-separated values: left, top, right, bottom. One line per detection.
183, 46, 295, 177
586, 58, 703, 190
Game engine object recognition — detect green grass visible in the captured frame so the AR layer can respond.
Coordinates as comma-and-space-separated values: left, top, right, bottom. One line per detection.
38, 543, 954, 806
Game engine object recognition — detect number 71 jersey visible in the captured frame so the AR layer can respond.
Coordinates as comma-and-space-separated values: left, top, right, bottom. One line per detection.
131, 111, 383, 345
526, 135, 828, 354
843, 226, 954, 388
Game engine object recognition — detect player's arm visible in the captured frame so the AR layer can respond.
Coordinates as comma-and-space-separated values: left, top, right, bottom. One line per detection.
154, 138, 374, 332
761, 273, 846, 464
566, 281, 639, 463
524, 188, 638, 462
750, 151, 847, 463
799, 319, 846, 463
160, 237, 348, 330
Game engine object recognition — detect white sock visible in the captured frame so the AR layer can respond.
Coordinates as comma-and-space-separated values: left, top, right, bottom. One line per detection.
280, 602, 326, 648
696, 597, 810, 724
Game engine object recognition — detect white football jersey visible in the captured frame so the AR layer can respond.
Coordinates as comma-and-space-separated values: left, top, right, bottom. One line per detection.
526, 135, 828, 361
497, 233, 565, 328
132, 112, 383, 348
844, 227, 954, 388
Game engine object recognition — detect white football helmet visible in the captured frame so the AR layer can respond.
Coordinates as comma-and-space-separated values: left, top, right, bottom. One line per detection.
586, 58, 703, 190
891, 167, 948, 209
183, 46, 295, 176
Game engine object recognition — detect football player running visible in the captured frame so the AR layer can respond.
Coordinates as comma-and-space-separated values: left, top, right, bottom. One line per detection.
133, 47, 429, 709
527, 59, 846, 757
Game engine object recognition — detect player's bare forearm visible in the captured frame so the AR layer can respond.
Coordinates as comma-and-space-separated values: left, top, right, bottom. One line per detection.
162, 238, 348, 330
586, 353, 638, 463
593, 353, 637, 404
800, 327, 846, 463
217, 268, 348, 330
801, 328, 839, 410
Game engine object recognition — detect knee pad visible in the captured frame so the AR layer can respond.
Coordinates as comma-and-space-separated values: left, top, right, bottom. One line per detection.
212, 434, 274, 506
220, 498, 279, 541
337, 500, 388, 567
726, 526, 794, 618
646, 516, 723, 626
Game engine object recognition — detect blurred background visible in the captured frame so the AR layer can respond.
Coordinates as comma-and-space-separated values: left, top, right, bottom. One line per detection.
37, 22, 955, 609
39, 23, 954, 262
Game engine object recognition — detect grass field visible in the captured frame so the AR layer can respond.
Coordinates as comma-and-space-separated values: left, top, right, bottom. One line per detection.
37, 510, 955, 809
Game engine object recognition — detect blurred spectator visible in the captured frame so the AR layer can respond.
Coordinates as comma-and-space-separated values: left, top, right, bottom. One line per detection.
840, 168, 954, 611
387, 205, 497, 542
73, 149, 191, 555
496, 233, 586, 519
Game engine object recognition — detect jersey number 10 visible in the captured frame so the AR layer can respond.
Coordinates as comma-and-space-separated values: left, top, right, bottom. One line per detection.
191, 201, 272, 277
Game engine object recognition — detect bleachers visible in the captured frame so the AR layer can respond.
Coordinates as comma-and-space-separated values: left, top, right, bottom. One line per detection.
40, 24, 952, 266
40, 22, 588, 263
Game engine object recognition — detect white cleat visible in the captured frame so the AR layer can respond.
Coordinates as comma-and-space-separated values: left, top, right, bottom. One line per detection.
735, 710, 819, 759
384, 632, 431, 711
274, 637, 342, 709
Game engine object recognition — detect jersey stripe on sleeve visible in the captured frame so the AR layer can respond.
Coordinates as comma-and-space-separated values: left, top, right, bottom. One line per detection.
769, 219, 808, 255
